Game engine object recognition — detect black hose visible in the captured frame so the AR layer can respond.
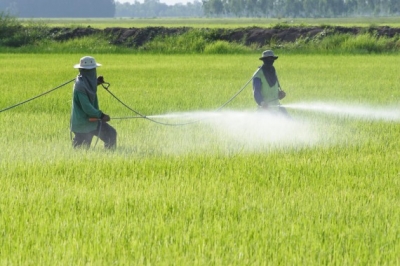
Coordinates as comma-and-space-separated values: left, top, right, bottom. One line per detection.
103, 84, 212, 126
0, 78, 75, 113
216, 76, 253, 111
102, 76, 253, 126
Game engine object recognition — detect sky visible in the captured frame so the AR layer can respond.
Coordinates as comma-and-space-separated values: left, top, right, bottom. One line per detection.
115, 0, 195, 5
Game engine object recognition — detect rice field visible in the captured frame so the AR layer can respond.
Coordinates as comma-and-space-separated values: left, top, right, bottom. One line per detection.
21, 17, 400, 29
0, 53, 399, 265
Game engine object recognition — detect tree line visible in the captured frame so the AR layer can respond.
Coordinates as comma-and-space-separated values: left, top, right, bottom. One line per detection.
115, 0, 400, 18
116, 0, 203, 17
1, 0, 399, 18
202, 0, 400, 17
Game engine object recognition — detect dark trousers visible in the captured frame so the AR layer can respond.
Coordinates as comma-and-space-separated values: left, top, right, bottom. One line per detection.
278, 106, 291, 118
73, 122, 117, 149
258, 105, 291, 118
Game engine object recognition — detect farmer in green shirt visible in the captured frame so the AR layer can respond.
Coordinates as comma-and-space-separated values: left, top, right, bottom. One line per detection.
252, 50, 290, 117
70, 56, 117, 149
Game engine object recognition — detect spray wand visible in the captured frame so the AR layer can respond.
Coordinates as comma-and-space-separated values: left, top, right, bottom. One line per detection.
88, 116, 144, 122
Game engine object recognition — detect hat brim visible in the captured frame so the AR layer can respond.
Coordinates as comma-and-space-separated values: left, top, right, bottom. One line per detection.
73, 63, 102, 69
259, 56, 278, 60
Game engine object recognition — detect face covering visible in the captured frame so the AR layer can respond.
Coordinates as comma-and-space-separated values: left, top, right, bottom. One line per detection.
261, 58, 277, 87
75, 68, 98, 102
262, 57, 275, 66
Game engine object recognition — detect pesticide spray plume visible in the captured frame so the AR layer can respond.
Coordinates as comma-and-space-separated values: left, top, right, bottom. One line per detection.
203, 110, 320, 150
282, 102, 400, 122
146, 112, 222, 120
132, 110, 324, 156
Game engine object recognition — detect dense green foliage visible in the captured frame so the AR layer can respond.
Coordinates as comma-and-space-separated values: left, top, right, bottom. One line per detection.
2, 14, 400, 54
1, 54, 399, 265
2, 29, 400, 54
24, 17, 400, 29
0, 12, 50, 47
283, 31, 400, 54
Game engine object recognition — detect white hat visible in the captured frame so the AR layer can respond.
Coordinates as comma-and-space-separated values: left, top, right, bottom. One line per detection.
74, 56, 102, 69
259, 50, 278, 60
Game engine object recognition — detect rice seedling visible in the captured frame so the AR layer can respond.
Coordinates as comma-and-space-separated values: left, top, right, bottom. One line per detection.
0, 53, 399, 265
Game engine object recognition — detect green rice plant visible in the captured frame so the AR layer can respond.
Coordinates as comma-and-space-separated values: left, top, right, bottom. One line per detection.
203, 40, 251, 54
1, 54, 400, 265
142, 29, 207, 53
40, 35, 121, 53
284, 33, 351, 53
4, 18, 400, 54
315, 33, 351, 51
19, 17, 400, 29
340, 33, 390, 53
271, 32, 400, 55
272, 22, 292, 29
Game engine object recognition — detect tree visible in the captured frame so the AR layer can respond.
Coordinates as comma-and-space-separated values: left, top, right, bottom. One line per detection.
244, 0, 258, 17
209, 0, 225, 15
388, 0, 400, 13
226, 0, 245, 17
326, 0, 345, 16
282, 0, 303, 17
257, 0, 273, 17
4, 0, 399, 18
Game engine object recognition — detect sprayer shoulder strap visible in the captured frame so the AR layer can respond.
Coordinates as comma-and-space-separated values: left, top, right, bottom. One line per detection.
276, 73, 282, 91
252, 66, 263, 78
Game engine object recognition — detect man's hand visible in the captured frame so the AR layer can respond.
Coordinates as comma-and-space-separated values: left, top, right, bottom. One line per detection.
101, 113, 111, 122
278, 90, 286, 100
97, 76, 105, 85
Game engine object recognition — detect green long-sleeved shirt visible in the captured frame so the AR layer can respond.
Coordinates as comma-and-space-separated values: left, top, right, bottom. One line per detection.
70, 88, 102, 133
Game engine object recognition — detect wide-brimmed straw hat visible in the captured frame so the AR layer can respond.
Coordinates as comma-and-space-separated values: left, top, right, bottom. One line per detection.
259, 50, 278, 60
74, 56, 102, 69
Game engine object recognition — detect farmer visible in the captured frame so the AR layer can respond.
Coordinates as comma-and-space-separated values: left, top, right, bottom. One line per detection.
252, 50, 290, 117
70, 56, 117, 149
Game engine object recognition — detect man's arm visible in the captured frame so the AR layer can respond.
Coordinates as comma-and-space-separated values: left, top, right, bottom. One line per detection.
253, 77, 263, 105
76, 91, 103, 118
